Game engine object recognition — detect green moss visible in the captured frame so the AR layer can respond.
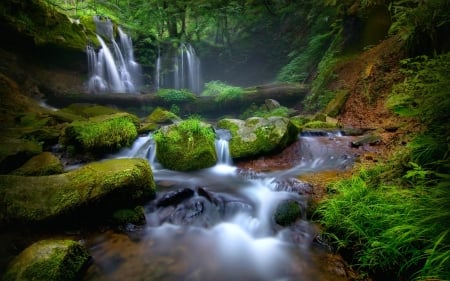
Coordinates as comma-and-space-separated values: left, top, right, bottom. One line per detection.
156, 89, 196, 103
12, 152, 63, 176
217, 117, 299, 159
303, 120, 337, 129
324, 90, 350, 117
60, 104, 122, 118
0, 137, 43, 173
139, 107, 181, 133
63, 112, 139, 154
2, 239, 89, 281
274, 200, 302, 226
0, 158, 155, 225
112, 206, 146, 225
154, 118, 216, 171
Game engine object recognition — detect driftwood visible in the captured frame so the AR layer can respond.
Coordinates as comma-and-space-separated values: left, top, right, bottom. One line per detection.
45, 83, 309, 117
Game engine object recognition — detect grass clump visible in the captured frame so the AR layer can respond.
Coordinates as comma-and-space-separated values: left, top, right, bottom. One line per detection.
201, 81, 244, 103
156, 88, 196, 103
240, 104, 290, 119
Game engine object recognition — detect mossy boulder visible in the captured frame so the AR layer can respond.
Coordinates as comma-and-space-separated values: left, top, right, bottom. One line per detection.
217, 116, 299, 159
11, 152, 63, 176
139, 107, 181, 133
2, 239, 90, 281
0, 158, 155, 227
0, 137, 42, 174
274, 200, 302, 227
60, 104, 122, 118
62, 112, 139, 154
303, 120, 338, 129
154, 119, 216, 171
0, 0, 97, 51
324, 90, 350, 117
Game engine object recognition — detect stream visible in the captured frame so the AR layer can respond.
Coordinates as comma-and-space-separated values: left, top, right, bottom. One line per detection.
80, 130, 359, 281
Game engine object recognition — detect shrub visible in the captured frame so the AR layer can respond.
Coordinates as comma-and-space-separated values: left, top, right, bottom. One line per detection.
156, 88, 196, 103
201, 80, 244, 103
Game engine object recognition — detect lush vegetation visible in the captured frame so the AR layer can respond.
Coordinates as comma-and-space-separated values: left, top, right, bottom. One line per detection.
201, 80, 244, 103
316, 53, 450, 280
155, 88, 196, 103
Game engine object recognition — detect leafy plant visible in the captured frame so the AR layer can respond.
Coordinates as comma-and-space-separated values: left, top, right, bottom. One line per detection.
201, 80, 244, 103
156, 88, 196, 103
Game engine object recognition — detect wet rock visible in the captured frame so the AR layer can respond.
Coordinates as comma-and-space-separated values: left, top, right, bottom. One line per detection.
278, 220, 316, 246
156, 188, 195, 207
139, 107, 181, 133
274, 200, 303, 227
236, 168, 264, 180
271, 178, 313, 195
112, 206, 146, 226
166, 197, 221, 227
0, 158, 155, 227
351, 133, 382, 147
217, 116, 299, 159
154, 120, 217, 171
2, 239, 90, 281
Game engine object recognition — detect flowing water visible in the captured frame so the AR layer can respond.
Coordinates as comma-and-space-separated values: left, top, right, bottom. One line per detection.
83, 131, 356, 281
155, 43, 202, 94
86, 16, 142, 94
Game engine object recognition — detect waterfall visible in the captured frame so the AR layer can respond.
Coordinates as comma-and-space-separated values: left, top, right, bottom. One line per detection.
86, 16, 142, 94
155, 43, 202, 94
111, 133, 156, 166
215, 129, 233, 165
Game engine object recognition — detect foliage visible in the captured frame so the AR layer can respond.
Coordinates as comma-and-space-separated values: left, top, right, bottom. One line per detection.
155, 88, 196, 103
388, 0, 450, 55
317, 52, 450, 280
201, 80, 244, 103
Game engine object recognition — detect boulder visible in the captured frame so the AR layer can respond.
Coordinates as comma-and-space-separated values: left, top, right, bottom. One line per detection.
11, 152, 63, 176
2, 239, 90, 281
217, 116, 299, 159
62, 112, 140, 154
265, 98, 281, 111
139, 107, 181, 133
0, 137, 42, 174
274, 200, 303, 227
0, 158, 155, 227
154, 119, 217, 171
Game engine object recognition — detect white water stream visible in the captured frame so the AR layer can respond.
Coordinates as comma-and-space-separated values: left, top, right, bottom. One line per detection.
84, 131, 355, 281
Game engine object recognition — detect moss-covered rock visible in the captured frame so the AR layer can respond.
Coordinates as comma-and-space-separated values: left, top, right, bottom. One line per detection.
154, 118, 216, 171
324, 90, 350, 117
62, 112, 139, 154
2, 239, 90, 281
60, 104, 122, 118
0, 0, 97, 51
11, 152, 63, 176
139, 107, 181, 133
217, 116, 299, 159
303, 120, 338, 129
0, 137, 42, 174
0, 158, 155, 227
274, 200, 302, 227
112, 206, 146, 226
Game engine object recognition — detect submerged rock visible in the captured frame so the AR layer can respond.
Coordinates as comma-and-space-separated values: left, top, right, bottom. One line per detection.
2, 239, 90, 281
274, 200, 303, 227
0, 158, 155, 227
217, 116, 299, 159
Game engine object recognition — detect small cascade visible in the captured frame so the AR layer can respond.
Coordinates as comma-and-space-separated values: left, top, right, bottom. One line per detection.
112, 133, 156, 165
86, 16, 142, 94
215, 129, 233, 165
155, 43, 202, 94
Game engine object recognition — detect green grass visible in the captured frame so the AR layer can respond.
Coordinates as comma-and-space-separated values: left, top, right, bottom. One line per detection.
155, 88, 197, 103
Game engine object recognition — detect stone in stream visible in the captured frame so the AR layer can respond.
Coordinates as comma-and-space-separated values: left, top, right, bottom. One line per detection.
156, 188, 195, 207
2, 239, 90, 281
271, 178, 313, 195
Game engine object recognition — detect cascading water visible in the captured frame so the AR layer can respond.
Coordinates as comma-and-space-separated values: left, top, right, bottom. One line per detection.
83, 131, 356, 281
155, 43, 202, 94
86, 16, 142, 94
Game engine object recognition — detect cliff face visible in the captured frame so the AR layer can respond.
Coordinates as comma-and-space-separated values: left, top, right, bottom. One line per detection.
0, 0, 94, 101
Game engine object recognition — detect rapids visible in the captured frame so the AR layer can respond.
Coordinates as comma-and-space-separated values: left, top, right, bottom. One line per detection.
83, 131, 357, 281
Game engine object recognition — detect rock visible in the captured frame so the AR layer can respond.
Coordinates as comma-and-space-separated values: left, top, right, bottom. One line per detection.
112, 206, 146, 226
217, 116, 299, 159
156, 188, 195, 207
0, 158, 155, 227
154, 119, 217, 171
139, 107, 181, 133
324, 90, 350, 117
274, 200, 303, 227
0, 137, 42, 174
351, 133, 382, 147
2, 239, 90, 281
62, 112, 140, 154
271, 178, 313, 195
265, 99, 281, 111
11, 152, 63, 176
